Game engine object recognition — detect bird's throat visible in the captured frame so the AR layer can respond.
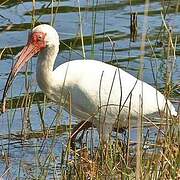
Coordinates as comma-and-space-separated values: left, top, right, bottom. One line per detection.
36, 44, 59, 94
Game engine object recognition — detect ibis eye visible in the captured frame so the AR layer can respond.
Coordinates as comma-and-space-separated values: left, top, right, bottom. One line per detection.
37, 35, 43, 41
31, 32, 46, 48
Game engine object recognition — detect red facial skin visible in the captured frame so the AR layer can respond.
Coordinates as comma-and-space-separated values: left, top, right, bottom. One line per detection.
1, 32, 46, 113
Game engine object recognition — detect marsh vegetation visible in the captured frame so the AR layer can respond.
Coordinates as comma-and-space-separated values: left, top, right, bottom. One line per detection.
0, 0, 179, 179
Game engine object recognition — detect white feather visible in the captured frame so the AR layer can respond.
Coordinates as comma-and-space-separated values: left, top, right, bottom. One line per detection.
34, 24, 177, 140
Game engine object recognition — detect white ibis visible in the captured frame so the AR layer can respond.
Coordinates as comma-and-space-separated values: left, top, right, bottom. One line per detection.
2, 24, 177, 146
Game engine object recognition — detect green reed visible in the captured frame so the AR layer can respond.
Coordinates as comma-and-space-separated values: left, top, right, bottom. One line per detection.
0, 0, 179, 179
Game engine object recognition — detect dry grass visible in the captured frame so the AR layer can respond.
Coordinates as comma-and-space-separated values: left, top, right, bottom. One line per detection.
0, 0, 179, 179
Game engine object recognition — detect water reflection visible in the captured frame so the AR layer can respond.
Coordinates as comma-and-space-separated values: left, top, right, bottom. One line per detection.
0, 0, 179, 178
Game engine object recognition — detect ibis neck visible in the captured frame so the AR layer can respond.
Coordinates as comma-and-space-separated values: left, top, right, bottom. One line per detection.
36, 44, 59, 94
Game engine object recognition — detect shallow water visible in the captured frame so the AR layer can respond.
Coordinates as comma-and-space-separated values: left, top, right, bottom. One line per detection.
0, 0, 179, 178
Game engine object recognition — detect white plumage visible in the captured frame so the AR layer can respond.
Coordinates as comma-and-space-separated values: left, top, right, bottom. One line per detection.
2, 24, 177, 142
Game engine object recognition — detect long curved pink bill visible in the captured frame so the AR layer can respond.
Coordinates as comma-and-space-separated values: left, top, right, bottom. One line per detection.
1, 42, 40, 113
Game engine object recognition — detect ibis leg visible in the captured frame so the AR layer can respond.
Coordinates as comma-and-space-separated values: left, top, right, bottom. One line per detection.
70, 121, 94, 150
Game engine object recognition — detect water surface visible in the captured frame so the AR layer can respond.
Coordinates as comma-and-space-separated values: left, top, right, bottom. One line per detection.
0, 0, 179, 178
